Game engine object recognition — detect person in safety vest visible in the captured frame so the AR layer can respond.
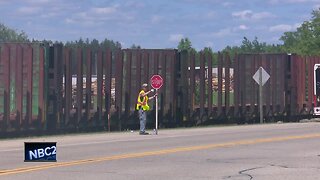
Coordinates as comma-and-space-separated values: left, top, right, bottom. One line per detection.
136, 83, 156, 135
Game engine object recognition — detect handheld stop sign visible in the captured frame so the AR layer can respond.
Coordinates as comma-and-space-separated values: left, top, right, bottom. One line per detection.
150, 75, 163, 135
151, 75, 163, 89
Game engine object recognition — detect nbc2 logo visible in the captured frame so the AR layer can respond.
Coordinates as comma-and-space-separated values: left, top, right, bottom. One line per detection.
29, 146, 56, 160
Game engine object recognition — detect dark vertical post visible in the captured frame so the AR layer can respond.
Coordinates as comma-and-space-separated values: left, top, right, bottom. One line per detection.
141, 50, 150, 116
217, 52, 223, 114
124, 50, 132, 122
234, 54, 239, 117
189, 52, 195, 116
225, 53, 230, 114
134, 49, 142, 123
308, 57, 316, 109
172, 50, 178, 122
31, 43, 40, 127
160, 51, 167, 120
296, 56, 301, 112
285, 54, 293, 117
132, 50, 138, 114
207, 52, 213, 116
271, 55, 277, 112
179, 50, 189, 124
61, 47, 66, 122
312, 57, 316, 108
8, 45, 15, 126
54, 44, 63, 128
64, 48, 72, 125
295, 56, 301, 112
290, 55, 297, 115
97, 50, 103, 126
306, 57, 311, 109
119, 50, 124, 129
25, 45, 33, 127
39, 47, 45, 127
115, 50, 123, 130
15, 45, 23, 127
85, 49, 92, 125
76, 48, 83, 127
279, 55, 286, 112
104, 49, 112, 131
251, 55, 257, 114
199, 52, 205, 121
298, 56, 302, 114
265, 54, 271, 118
300, 57, 306, 110
46, 46, 56, 130
1, 45, 10, 131
43, 44, 63, 130
0, 45, 2, 127
240, 55, 247, 110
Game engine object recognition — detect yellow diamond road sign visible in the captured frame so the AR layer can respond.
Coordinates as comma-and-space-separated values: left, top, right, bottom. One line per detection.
253, 67, 270, 86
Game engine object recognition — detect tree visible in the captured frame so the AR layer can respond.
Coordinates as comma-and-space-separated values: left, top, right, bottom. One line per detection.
203, 47, 213, 54
222, 37, 283, 54
280, 9, 320, 55
76, 38, 85, 48
178, 37, 195, 52
240, 37, 268, 53
241, 37, 253, 52
0, 23, 29, 42
100, 38, 121, 51
202, 47, 218, 66
130, 44, 141, 49
222, 45, 240, 55
90, 39, 100, 51
65, 38, 122, 52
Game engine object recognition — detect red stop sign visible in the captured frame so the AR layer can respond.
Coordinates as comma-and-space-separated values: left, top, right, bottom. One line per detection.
151, 75, 163, 89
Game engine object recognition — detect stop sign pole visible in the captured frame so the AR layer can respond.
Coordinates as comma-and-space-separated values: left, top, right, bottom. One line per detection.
151, 75, 163, 135
253, 67, 270, 124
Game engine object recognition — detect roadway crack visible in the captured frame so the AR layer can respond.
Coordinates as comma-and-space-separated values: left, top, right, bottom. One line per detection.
223, 166, 264, 180
269, 164, 289, 169
238, 167, 263, 180
270, 163, 320, 171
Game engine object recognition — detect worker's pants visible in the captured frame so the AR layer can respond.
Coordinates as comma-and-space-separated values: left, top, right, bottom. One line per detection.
139, 109, 146, 132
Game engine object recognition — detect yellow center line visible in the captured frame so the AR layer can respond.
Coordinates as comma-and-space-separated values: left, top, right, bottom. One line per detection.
1, 133, 320, 176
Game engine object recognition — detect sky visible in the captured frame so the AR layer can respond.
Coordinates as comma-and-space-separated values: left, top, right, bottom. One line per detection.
0, 0, 319, 51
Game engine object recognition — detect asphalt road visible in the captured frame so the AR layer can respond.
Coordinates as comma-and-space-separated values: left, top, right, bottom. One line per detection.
0, 122, 320, 180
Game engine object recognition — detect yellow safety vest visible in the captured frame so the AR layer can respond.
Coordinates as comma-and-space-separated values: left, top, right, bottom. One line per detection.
136, 90, 150, 111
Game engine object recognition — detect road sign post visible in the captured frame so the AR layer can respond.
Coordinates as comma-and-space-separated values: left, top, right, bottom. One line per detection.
259, 68, 263, 124
253, 67, 270, 124
151, 75, 163, 135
